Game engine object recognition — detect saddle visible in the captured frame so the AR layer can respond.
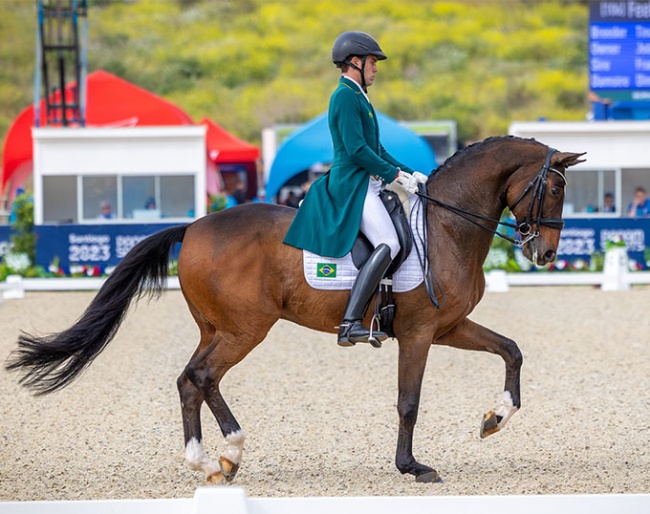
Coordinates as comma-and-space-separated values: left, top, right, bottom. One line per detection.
350, 187, 415, 338
350, 188, 414, 276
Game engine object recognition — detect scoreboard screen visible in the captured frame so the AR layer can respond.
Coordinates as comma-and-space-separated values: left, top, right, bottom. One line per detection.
589, 1, 650, 93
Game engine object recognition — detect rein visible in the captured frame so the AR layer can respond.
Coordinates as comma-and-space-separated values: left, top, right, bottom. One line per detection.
415, 147, 566, 249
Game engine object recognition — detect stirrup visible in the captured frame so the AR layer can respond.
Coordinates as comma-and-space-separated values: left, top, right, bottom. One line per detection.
367, 313, 384, 348
337, 319, 387, 348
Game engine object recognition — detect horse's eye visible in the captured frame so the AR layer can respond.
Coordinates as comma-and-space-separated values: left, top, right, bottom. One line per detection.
551, 187, 561, 196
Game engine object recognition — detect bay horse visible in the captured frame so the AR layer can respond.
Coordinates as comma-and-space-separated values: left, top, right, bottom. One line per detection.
5, 136, 585, 484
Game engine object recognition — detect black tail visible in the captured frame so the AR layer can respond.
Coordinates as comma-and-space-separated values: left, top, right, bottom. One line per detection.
4, 224, 188, 395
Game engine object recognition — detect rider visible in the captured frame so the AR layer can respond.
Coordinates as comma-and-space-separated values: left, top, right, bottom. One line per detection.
284, 31, 425, 347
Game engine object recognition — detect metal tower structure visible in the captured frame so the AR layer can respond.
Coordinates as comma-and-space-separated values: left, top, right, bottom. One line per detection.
34, 0, 88, 127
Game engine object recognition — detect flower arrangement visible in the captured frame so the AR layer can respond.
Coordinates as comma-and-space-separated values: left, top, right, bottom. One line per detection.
604, 236, 627, 251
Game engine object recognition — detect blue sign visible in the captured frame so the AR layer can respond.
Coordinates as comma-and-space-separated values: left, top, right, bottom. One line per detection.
589, 1, 650, 91
558, 218, 650, 269
0, 218, 647, 276
0, 226, 12, 259
34, 223, 179, 275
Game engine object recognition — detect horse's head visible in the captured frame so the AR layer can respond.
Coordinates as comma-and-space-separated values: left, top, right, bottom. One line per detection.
507, 147, 586, 266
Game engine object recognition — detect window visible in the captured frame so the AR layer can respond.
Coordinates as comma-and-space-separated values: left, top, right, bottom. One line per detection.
123, 176, 157, 220
83, 175, 118, 220
41, 174, 196, 224
621, 169, 650, 217
43, 175, 77, 223
564, 169, 618, 216
161, 175, 195, 218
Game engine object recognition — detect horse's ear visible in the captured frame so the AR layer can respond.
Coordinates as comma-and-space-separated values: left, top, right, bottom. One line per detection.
553, 151, 586, 169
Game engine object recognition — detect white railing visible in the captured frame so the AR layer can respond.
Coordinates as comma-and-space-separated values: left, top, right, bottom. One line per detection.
484, 269, 650, 292
484, 247, 650, 292
2, 487, 650, 514
0, 275, 180, 300
1, 261, 649, 301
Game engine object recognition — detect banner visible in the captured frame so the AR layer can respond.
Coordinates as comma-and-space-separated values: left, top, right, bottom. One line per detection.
0, 218, 645, 276
556, 218, 649, 269
34, 223, 179, 275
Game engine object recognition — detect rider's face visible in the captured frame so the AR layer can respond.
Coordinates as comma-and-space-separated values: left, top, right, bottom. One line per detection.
363, 55, 378, 87
349, 55, 378, 88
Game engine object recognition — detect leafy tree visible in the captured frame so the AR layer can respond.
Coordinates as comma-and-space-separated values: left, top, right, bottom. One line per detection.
9, 190, 35, 265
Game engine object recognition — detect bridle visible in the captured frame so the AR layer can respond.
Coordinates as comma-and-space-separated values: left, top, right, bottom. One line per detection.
415, 146, 567, 248
412, 146, 566, 309
508, 146, 567, 245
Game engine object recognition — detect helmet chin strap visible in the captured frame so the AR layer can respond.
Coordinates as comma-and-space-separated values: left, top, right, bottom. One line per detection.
347, 56, 368, 92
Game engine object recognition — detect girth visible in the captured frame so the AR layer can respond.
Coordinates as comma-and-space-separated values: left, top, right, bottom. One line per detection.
351, 188, 413, 276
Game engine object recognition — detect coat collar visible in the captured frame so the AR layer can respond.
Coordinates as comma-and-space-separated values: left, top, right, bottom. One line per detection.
340, 76, 371, 105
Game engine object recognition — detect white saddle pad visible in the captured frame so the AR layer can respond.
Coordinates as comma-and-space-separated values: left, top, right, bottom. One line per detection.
303, 196, 426, 293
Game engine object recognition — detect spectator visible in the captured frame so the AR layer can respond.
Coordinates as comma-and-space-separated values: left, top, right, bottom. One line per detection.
627, 187, 649, 217
232, 181, 247, 205
602, 192, 615, 213
284, 191, 300, 208
98, 201, 114, 219
298, 180, 312, 203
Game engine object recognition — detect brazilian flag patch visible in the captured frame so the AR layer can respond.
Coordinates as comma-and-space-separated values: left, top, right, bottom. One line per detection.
317, 263, 337, 278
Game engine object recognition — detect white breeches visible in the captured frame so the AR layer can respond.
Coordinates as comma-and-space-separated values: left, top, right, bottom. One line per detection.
359, 178, 400, 260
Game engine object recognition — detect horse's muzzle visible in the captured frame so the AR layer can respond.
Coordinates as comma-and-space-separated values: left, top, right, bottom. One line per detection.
522, 240, 558, 266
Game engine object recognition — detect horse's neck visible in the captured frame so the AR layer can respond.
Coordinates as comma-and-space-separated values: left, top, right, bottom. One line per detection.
426, 151, 514, 269
429, 164, 507, 228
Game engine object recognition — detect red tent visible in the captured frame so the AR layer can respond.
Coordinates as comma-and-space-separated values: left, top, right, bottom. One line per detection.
201, 117, 260, 164
1, 70, 259, 199
201, 117, 260, 200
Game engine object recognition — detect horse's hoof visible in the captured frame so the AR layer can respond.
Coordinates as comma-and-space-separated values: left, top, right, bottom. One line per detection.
219, 456, 240, 482
415, 470, 443, 483
206, 471, 226, 484
480, 410, 500, 438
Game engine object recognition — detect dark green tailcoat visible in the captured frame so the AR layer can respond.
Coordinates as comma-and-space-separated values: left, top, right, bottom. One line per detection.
283, 77, 414, 258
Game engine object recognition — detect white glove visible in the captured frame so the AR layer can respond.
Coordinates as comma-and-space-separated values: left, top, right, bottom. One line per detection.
412, 171, 428, 184
393, 170, 418, 195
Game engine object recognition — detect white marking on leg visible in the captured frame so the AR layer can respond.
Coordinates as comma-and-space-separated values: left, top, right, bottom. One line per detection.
185, 437, 219, 476
221, 429, 245, 465
495, 391, 519, 428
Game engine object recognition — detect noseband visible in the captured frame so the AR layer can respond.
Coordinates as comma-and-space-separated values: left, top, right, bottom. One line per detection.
509, 147, 566, 245
415, 146, 567, 249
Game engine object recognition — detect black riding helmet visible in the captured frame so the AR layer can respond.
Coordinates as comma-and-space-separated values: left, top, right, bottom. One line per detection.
332, 31, 387, 66
332, 31, 387, 91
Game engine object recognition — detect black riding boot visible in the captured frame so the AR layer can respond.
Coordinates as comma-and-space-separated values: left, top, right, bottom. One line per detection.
337, 243, 392, 348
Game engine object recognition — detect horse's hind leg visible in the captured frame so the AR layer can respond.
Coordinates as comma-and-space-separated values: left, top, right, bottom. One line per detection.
177, 341, 221, 480
437, 318, 523, 438
181, 331, 262, 483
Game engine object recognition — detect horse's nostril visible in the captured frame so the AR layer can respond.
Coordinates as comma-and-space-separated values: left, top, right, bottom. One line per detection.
545, 249, 556, 263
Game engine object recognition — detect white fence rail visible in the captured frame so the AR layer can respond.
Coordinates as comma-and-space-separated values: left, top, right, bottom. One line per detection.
0, 276, 180, 300
2, 487, 650, 514
484, 269, 650, 292
1, 265, 649, 301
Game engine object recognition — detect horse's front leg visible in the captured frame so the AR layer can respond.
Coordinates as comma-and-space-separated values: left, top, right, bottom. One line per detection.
436, 318, 523, 438
395, 339, 442, 483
